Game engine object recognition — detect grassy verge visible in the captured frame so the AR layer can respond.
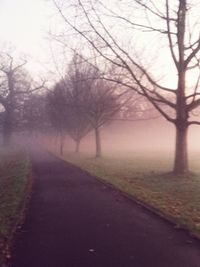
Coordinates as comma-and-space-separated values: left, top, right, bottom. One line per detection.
55, 150, 200, 236
0, 148, 31, 266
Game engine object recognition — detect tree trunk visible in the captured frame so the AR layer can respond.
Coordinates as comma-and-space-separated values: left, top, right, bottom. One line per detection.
75, 139, 80, 153
3, 111, 12, 146
173, 125, 188, 174
59, 134, 65, 155
95, 127, 101, 157
3, 126, 12, 146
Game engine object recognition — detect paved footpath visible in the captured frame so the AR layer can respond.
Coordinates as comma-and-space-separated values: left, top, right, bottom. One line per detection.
11, 150, 200, 267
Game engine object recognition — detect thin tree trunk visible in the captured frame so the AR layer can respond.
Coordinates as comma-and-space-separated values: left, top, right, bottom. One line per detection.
59, 133, 65, 155
173, 125, 188, 174
3, 127, 12, 146
95, 127, 101, 158
75, 139, 80, 153
3, 112, 12, 146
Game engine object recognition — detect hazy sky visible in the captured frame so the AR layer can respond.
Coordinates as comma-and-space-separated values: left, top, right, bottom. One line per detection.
0, 0, 50, 54
0, 0, 55, 77
0, 0, 198, 89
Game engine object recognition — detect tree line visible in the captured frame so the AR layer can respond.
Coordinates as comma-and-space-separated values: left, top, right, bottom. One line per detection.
3, 0, 200, 175
0, 52, 147, 157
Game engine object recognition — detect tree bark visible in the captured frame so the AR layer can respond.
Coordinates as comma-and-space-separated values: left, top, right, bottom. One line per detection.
95, 127, 101, 157
173, 125, 188, 174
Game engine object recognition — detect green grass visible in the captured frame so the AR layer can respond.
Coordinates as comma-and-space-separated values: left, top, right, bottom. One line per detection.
56, 150, 200, 236
0, 148, 31, 265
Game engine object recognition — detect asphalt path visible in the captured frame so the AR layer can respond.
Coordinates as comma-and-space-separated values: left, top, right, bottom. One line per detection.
11, 149, 200, 267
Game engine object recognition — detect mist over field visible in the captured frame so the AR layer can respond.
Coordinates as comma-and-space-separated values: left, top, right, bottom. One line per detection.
58, 118, 200, 156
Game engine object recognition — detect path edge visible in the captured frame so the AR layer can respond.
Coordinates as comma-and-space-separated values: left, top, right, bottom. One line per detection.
48, 150, 200, 242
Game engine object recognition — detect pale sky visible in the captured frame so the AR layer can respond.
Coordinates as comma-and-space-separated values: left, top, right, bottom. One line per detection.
0, 0, 55, 77
0, 0, 49, 53
0, 0, 199, 90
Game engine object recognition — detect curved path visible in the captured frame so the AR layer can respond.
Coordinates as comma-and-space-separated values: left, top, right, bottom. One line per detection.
11, 150, 200, 267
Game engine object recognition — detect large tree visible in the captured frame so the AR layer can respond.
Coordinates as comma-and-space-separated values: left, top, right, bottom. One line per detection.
0, 52, 45, 145
53, 0, 200, 174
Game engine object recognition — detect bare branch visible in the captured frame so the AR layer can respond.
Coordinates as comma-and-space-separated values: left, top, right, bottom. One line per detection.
187, 98, 200, 111
166, 0, 178, 69
98, 0, 176, 35
185, 36, 200, 67
91, 2, 175, 94
188, 120, 200, 126
53, 0, 125, 69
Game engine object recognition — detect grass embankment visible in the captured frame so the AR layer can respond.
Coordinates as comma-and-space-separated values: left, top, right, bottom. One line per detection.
58, 150, 200, 236
0, 148, 31, 266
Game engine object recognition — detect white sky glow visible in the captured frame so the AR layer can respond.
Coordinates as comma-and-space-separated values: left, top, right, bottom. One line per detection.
0, 0, 50, 55
0, 0, 55, 78
0, 0, 199, 90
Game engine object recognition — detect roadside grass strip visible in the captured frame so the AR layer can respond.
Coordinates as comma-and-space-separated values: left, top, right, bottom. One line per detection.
0, 148, 31, 266
59, 151, 200, 237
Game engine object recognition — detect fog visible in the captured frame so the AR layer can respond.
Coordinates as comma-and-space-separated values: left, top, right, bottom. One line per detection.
55, 118, 200, 157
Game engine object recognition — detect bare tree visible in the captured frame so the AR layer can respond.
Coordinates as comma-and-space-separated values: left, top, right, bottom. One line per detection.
53, 0, 200, 174
48, 54, 126, 157
84, 79, 124, 157
46, 82, 70, 155
0, 52, 45, 145
21, 93, 49, 137
66, 55, 126, 157
68, 111, 91, 153
63, 55, 94, 153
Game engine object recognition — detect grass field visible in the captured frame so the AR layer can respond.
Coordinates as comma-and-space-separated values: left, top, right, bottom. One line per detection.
0, 148, 31, 266
57, 149, 200, 236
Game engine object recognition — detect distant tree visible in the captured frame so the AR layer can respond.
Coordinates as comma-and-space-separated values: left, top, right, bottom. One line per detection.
21, 94, 49, 137
62, 55, 125, 157
67, 106, 92, 153
63, 55, 94, 153
83, 79, 124, 157
47, 82, 71, 155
